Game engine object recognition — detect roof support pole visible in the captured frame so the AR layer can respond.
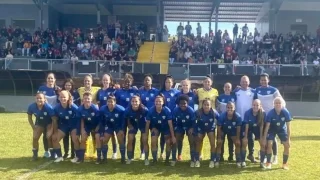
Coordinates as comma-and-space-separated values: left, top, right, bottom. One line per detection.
95, 0, 101, 25
215, 8, 218, 34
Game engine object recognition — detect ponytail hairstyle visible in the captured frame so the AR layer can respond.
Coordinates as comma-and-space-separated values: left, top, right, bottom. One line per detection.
122, 73, 134, 88
46, 72, 61, 95
197, 98, 213, 119
155, 93, 166, 107
60, 90, 73, 108
161, 75, 174, 91
180, 78, 191, 92
101, 73, 115, 88
257, 107, 265, 127
107, 94, 117, 103
131, 95, 146, 120
62, 78, 75, 92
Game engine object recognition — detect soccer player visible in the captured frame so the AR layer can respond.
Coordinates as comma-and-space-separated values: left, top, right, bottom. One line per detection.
38, 72, 61, 158
145, 94, 176, 165
96, 74, 118, 160
52, 90, 79, 163
256, 73, 282, 164
99, 95, 126, 164
61, 78, 80, 159
27, 93, 56, 161
216, 82, 236, 162
77, 92, 100, 163
173, 79, 197, 161
243, 99, 267, 168
196, 76, 219, 160
263, 97, 291, 170
139, 74, 160, 109
216, 102, 244, 168
125, 96, 149, 165
77, 74, 100, 104
171, 95, 196, 167
194, 99, 220, 168
159, 75, 179, 160
234, 75, 256, 163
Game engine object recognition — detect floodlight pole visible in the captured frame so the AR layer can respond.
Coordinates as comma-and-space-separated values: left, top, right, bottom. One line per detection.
33, 0, 43, 30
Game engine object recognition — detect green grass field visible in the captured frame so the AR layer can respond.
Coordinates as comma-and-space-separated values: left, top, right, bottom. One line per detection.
0, 113, 319, 180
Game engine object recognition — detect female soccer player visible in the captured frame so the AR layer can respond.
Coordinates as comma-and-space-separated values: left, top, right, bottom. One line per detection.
38, 72, 61, 158
77, 74, 100, 104
96, 74, 118, 160
27, 93, 56, 161
139, 74, 159, 109
125, 96, 149, 165
244, 99, 267, 168
145, 94, 176, 165
77, 92, 100, 163
196, 76, 219, 161
263, 97, 291, 170
52, 90, 79, 163
216, 82, 236, 162
159, 75, 179, 160
256, 73, 282, 164
99, 95, 126, 164
172, 95, 196, 167
194, 99, 220, 168
61, 78, 80, 159
216, 102, 245, 168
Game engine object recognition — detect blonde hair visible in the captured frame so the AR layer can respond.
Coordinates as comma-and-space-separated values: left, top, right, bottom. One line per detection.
273, 96, 286, 108
60, 90, 73, 108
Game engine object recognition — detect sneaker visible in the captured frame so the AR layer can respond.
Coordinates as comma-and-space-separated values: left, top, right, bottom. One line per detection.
209, 161, 215, 168
190, 161, 195, 168
236, 162, 241, 168
43, 151, 50, 158
272, 155, 278, 165
228, 156, 233, 162
195, 161, 200, 168
144, 159, 150, 166
241, 162, 246, 168
31, 156, 38, 161
63, 153, 69, 159
214, 162, 220, 168
74, 159, 82, 164
112, 153, 118, 160
140, 153, 145, 160
260, 162, 266, 169
247, 155, 257, 163
126, 159, 132, 165
54, 157, 64, 163
282, 163, 289, 170
71, 157, 79, 163
177, 155, 182, 161
170, 161, 176, 167
265, 163, 272, 169
95, 159, 101, 165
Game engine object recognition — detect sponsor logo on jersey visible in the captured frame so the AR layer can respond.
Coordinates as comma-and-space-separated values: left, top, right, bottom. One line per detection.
68, 111, 72, 114
43, 112, 47, 115
162, 116, 166, 119
281, 117, 285, 121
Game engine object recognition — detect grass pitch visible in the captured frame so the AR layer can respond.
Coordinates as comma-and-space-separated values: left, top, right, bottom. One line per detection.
0, 113, 319, 180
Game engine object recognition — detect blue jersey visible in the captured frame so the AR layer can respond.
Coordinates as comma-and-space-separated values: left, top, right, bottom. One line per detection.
196, 109, 220, 133
255, 86, 281, 113
54, 103, 79, 128
124, 106, 149, 133
147, 106, 172, 132
38, 85, 58, 107
172, 106, 196, 131
217, 93, 237, 113
266, 108, 292, 133
100, 104, 126, 132
96, 88, 116, 107
174, 90, 198, 109
27, 102, 55, 127
218, 112, 242, 136
77, 104, 100, 130
244, 108, 266, 132
115, 88, 139, 108
160, 88, 179, 111
139, 87, 159, 109
56, 90, 80, 106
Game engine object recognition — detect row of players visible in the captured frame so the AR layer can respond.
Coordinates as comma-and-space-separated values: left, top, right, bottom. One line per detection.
27, 73, 291, 169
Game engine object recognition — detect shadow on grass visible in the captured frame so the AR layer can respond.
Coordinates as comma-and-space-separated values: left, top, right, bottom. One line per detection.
0, 157, 278, 178
291, 136, 320, 141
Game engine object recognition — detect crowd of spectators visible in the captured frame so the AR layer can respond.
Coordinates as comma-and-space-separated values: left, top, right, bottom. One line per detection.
168, 22, 320, 75
0, 21, 149, 72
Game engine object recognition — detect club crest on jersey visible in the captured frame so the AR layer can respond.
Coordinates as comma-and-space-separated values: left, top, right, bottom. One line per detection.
167, 98, 170, 102
43, 91, 46, 95
189, 97, 192, 100
103, 96, 107, 100
231, 98, 235, 102
130, 93, 133, 96
162, 116, 166, 119
65, 116, 69, 120
150, 93, 154, 97
43, 112, 47, 115
222, 99, 225, 102
126, 98, 129, 101
115, 114, 119, 118
258, 91, 261, 93
68, 111, 72, 114
209, 118, 213, 122
146, 97, 149, 101
186, 115, 189, 119
232, 122, 236, 125
281, 117, 285, 121
170, 93, 174, 97
267, 91, 271, 94
91, 112, 95, 116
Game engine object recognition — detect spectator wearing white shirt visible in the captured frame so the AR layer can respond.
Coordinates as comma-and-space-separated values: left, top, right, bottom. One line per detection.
313, 57, 319, 76
184, 48, 192, 61
247, 32, 254, 45
77, 41, 84, 51
196, 23, 202, 37
255, 33, 262, 46
5, 51, 13, 69
82, 40, 91, 54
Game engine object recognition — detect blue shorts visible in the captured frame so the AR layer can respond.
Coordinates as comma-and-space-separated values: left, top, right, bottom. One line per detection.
267, 131, 288, 142
197, 127, 215, 135
248, 130, 260, 140
175, 127, 192, 135
128, 127, 146, 134
59, 125, 76, 134
104, 127, 122, 135
151, 128, 170, 137
35, 119, 51, 128
221, 131, 237, 139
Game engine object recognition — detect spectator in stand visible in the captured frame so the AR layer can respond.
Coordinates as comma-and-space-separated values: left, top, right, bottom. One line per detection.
115, 20, 121, 38
5, 50, 13, 69
247, 33, 254, 45
313, 57, 319, 76
233, 24, 238, 43
127, 47, 136, 61
196, 23, 202, 37
157, 24, 163, 42
163, 25, 169, 42
184, 48, 192, 62
242, 24, 249, 43
185, 21, 192, 37
6, 33, 13, 49
177, 23, 184, 38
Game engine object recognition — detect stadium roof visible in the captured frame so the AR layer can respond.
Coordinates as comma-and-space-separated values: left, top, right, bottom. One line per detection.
53, 0, 270, 23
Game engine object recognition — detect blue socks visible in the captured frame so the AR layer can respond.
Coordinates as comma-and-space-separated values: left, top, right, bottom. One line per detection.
127, 151, 133, 160
120, 144, 125, 160
260, 151, 265, 163
166, 150, 171, 161
96, 148, 102, 160
152, 150, 157, 161
49, 148, 55, 159
55, 148, 62, 158
236, 153, 241, 163
194, 152, 200, 161
172, 147, 177, 161
215, 153, 221, 162
210, 152, 216, 161
177, 140, 183, 156
145, 151, 149, 160
102, 145, 108, 160
266, 153, 272, 163
241, 150, 247, 162
112, 143, 117, 154
283, 154, 289, 164
32, 148, 38, 157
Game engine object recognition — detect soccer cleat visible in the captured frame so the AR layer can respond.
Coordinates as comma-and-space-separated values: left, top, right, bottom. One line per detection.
236, 162, 241, 168
247, 155, 257, 163
71, 157, 79, 163
95, 159, 101, 165
272, 155, 278, 165
112, 153, 118, 160
31, 156, 38, 161
263, 158, 267, 163
54, 157, 64, 163
151, 159, 158, 166
140, 153, 145, 160
144, 159, 150, 166
177, 155, 182, 161
43, 151, 50, 158
170, 161, 176, 167
265, 163, 272, 169
126, 159, 132, 165
214, 162, 220, 168
190, 161, 195, 168
241, 162, 246, 168
195, 161, 200, 168
260, 163, 266, 169
282, 164, 289, 170
63, 153, 69, 159
209, 161, 215, 168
